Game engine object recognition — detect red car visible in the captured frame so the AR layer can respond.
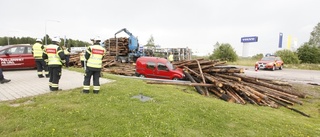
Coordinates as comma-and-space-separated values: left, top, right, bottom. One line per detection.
135, 57, 185, 80
0, 44, 36, 70
255, 56, 284, 71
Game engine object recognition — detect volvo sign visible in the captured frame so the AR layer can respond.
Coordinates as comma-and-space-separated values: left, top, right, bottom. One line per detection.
241, 36, 258, 43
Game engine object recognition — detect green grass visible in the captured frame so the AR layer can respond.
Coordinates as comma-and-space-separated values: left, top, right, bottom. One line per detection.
0, 69, 320, 136
228, 58, 320, 70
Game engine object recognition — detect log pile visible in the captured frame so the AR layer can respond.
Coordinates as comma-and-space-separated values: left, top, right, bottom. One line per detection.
151, 59, 310, 117
104, 37, 130, 56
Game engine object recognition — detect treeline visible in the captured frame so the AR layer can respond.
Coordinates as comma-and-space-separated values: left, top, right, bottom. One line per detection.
0, 35, 91, 47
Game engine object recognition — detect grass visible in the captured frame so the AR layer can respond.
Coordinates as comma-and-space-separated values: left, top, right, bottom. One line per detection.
0, 68, 320, 136
228, 58, 320, 70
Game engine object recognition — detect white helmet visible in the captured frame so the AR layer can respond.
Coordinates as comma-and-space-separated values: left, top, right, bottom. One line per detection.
94, 36, 101, 42
52, 37, 61, 43
36, 38, 42, 42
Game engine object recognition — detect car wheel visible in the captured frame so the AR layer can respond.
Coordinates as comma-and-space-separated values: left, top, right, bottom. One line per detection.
172, 77, 179, 80
139, 74, 145, 78
272, 65, 275, 71
279, 65, 283, 70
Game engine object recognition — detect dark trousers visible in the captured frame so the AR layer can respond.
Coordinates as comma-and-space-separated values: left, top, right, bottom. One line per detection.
49, 66, 62, 91
65, 55, 70, 67
83, 69, 100, 93
35, 59, 48, 77
0, 68, 4, 80
81, 61, 85, 68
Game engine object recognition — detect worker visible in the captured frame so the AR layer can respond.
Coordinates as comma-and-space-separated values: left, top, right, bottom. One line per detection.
168, 52, 174, 63
80, 50, 86, 69
43, 37, 65, 91
32, 38, 49, 78
63, 46, 71, 68
0, 67, 11, 84
83, 37, 106, 94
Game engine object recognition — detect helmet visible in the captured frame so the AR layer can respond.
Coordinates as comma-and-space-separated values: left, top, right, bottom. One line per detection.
52, 37, 61, 43
36, 38, 42, 42
94, 36, 101, 42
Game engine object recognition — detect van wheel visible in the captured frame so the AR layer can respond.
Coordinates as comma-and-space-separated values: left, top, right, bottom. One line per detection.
139, 74, 145, 78
172, 77, 179, 80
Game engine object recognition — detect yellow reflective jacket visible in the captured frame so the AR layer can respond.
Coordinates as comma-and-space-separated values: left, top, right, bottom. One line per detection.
45, 44, 63, 65
86, 45, 106, 68
32, 43, 43, 59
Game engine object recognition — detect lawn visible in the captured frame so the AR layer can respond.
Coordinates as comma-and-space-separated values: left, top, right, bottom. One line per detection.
0, 69, 319, 136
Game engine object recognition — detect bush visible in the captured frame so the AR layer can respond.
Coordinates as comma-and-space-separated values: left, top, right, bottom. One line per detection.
209, 43, 238, 62
275, 49, 300, 64
297, 43, 320, 63
252, 53, 263, 60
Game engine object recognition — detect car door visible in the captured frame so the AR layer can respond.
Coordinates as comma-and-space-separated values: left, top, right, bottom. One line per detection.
0, 46, 24, 69
155, 62, 171, 79
21, 46, 36, 68
145, 61, 157, 78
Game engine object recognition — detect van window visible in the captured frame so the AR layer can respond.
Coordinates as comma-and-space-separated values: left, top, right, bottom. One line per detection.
147, 62, 155, 70
158, 63, 168, 71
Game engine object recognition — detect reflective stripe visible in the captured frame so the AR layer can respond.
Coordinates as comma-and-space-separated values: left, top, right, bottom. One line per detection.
83, 85, 90, 90
49, 82, 52, 86
33, 43, 43, 58
52, 83, 58, 88
93, 86, 100, 90
37, 72, 43, 75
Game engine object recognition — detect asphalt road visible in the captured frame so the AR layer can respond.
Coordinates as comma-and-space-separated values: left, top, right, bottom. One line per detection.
232, 65, 320, 85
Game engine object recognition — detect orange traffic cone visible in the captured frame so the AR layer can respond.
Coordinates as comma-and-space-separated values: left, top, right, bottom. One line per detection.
255, 66, 258, 71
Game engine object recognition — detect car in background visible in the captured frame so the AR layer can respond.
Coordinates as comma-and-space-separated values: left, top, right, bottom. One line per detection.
0, 44, 36, 70
135, 57, 185, 80
255, 56, 284, 71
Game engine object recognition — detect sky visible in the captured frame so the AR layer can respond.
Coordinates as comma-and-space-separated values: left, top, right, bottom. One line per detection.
0, 0, 319, 56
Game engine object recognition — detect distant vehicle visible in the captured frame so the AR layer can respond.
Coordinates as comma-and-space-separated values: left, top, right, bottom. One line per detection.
0, 44, 36, 70
135, 57, 185, 80
255, 56, 283, 71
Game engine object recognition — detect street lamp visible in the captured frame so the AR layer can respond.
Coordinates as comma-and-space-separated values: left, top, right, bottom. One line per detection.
45, 20, 60, 46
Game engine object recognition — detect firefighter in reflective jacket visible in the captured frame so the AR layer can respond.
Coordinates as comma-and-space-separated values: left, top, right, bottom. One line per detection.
83, 37, 106, 94
42, 37, 65, 91
32, 38, 49, 78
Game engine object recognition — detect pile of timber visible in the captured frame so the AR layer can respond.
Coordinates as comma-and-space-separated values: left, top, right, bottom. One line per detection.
104, 37, 130, 56
68, 53, 136, 76
149, 59, 310, 117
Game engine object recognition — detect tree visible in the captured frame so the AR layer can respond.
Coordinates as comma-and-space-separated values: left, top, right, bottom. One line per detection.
297, 43, 320, 63
309, 22, 320, 47
209, 43, 238, 62
145, 35, 155, 49
275, 49, 299, 64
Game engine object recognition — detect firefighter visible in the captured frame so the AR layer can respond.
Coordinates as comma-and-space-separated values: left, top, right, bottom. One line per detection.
80, 50, 86, 69
43, 37, 65, 91
63, 46, 71, 68
83, 37, 106, 94
168, 52, 174, 63
32, 38, 49, 78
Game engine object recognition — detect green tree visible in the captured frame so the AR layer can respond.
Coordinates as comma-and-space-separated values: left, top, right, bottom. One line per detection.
252, 53, 263, 60
209, 43, 238, 62
309, 22, 320, 47
275, 49, 300, 64
145, 35, 155, 49
297, 43, 320, 63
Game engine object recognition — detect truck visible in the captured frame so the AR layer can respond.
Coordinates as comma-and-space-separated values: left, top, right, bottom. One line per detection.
113, 28, 143, 62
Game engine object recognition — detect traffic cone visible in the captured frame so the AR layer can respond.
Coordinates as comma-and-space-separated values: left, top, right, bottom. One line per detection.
255, 66, 258, 71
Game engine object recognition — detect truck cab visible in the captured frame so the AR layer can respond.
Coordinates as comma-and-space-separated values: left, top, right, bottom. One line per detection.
135, 57, 185, 80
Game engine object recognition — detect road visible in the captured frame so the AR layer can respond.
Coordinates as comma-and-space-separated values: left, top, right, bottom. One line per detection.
232, 65, 320, 85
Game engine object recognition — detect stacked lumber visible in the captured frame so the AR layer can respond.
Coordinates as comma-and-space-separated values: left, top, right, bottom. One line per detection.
151, 59, 310, 117
104, 37, 129, 56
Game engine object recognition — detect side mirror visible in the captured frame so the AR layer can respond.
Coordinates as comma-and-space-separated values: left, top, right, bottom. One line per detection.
4, 51, 11, 55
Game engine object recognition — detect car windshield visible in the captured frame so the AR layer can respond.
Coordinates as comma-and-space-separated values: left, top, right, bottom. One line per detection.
261, 57, 275, 61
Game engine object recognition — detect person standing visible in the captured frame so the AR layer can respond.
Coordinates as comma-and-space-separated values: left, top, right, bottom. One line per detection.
83, 37, 106, 94
32, 38, 49, 78
168, 52, 174, 63
80, 50, 86, 69
63, 46, 71, 68
43, 37, 65, 91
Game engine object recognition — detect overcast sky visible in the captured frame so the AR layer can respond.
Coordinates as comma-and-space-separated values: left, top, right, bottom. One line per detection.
0, 0, 319, 56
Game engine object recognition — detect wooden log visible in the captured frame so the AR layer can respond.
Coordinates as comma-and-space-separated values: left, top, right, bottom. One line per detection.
214, 73, 241, 82
184, 71, 204, 95
196, 59, 209, 96
146, 81, 218, 87
204, 68, 244, 73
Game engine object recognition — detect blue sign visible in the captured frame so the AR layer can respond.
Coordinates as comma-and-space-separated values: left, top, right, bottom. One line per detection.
241, 36, 258, 43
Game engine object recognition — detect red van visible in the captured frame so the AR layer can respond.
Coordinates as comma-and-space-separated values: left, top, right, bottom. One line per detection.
135, 57, 185, 80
